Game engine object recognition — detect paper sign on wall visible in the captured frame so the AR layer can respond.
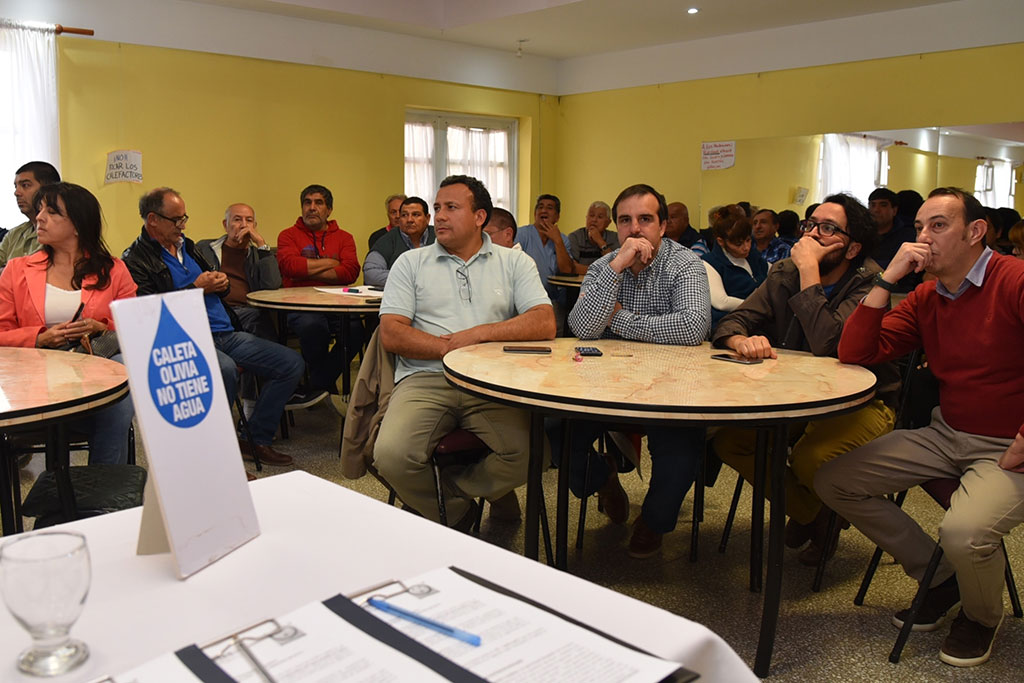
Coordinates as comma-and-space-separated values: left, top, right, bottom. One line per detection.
104, 149, 143, 184
701, 141, 736, 170
111, 289, 259, 579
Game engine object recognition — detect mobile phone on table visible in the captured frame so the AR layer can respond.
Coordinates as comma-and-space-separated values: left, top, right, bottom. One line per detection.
711, 353, 763, 365
503, 345, 552, 354
574, 346, 603, 357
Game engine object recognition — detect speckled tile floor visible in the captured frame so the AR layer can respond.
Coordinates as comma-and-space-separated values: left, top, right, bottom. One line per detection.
18, 398, 1023, 681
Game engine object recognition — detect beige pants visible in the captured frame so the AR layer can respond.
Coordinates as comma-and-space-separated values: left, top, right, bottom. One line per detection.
815, 407, 1024, 627
715, 400, 894, 524
373, 372, 534, 525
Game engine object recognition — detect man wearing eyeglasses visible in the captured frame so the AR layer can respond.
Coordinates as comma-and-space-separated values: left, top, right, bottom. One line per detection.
123, 187, 304, 470
711, 193, 900, 566
374, 175, 554, 530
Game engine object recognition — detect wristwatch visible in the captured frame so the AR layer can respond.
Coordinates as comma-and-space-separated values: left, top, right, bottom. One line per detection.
872, 272, 897, 292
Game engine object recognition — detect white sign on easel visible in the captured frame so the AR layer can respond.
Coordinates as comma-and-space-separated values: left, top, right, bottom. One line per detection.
111, 289, 259, 578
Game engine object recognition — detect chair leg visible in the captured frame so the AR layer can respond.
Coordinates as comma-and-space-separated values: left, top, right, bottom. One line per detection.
1002, 539, 1023, 618
387, 489, 397, 506
812, 510, 840, 592
127, 424, 136, 465
854, 489, 910, 606
718, 474, 744, 553
890, 544, 944, 664
236, 397, 261, 472
575, 435, 596, 551
472, 498, 484, 534
432, 463, 448, 527
690, 450, 705, 563
539, 483, 554, 566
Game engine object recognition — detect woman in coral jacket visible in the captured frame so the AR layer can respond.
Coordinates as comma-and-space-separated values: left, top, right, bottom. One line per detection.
0, 182, 137, 464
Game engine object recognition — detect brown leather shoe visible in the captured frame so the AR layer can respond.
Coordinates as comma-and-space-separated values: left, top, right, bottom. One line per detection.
628, 515, 663, 558
238, 439, 293, 466
597, 467, 629, 524
487, 491, 522, 521
246, 471, 257, 482
784, 518, 815, 549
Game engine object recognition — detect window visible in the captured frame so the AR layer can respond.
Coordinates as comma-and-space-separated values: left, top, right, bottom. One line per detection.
817, 134, 889, 204
404, 111, 517, 210
975, 158, 1015, 209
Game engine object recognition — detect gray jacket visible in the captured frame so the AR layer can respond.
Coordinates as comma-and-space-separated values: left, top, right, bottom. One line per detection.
196, 235, 282, 291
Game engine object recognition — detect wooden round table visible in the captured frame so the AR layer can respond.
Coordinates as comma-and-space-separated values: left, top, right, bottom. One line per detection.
444, 338, 877, 677
246, 286, 382, 314
547, 274, 585, 289
246, 287, 381, 396
0, 348, 130, 534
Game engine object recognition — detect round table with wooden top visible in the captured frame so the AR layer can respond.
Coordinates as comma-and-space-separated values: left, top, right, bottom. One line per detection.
547, 274, 585, 289
444, 337, 877, 677
246, 287, 382, 396
0, 348, 130, 535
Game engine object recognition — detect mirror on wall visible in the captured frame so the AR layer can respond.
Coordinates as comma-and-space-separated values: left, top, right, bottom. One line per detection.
698, 122, 1024, 229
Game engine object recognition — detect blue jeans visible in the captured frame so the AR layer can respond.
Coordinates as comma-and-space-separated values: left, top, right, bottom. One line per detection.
69, 353, 135, 465
286, 312, 363, 392
213, 331, 303, 445
561, 419, 704, 534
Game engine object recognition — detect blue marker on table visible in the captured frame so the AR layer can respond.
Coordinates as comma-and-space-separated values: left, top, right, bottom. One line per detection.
367, 597, 482, 646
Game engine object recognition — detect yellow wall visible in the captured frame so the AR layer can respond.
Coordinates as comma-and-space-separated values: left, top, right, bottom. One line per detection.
886, 146, 937, 197
59, 40, 1024, 255
555, 43, 1024, 228
936, 155, 981, 192
57, 39, 556, 258
699, 135, 820, 220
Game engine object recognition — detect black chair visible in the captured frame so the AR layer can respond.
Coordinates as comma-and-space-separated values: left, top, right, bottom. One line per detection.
883, 478, 1022, 663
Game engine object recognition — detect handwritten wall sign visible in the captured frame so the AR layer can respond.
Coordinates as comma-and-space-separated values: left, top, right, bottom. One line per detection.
701, 141, 736, 171
104, 149, 143, 184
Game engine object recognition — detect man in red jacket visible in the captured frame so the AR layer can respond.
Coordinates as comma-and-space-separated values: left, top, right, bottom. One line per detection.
816, 187, 1024, 668
276, 184, 362, 404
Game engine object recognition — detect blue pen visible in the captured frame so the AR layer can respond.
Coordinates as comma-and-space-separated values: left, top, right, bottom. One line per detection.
367, 597, 482, 646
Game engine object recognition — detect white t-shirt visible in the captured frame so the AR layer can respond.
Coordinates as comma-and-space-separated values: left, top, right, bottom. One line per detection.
44, 283, 83, 326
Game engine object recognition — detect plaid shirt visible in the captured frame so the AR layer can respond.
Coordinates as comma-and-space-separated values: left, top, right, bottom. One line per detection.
759, 237, 792, 265
568, 238, 710, 345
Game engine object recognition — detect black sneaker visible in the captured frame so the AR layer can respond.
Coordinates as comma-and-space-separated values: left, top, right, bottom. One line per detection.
892, 574, 961, 632
285, 388, 328, 411
940, 609, 1002, 667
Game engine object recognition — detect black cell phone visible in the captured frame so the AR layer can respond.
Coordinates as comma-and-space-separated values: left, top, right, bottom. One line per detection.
711, 353, 763, 365
503, 345, 552, 354
70, 302, 86, 323
575, 346, 603, 357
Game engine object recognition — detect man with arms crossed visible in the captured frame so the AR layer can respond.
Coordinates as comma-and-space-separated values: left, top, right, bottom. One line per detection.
363, 196, 434, 287
565, 184, 711, 557
712, 194, 898, 565
374, 175, 555, 528
816, 187, 1024, 667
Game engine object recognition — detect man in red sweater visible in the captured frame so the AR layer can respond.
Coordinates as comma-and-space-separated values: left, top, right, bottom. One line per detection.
276, 184, 362, 403
816, 187, 1024, 668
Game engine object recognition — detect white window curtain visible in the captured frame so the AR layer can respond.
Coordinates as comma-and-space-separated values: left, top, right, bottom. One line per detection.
974, 158, 1014, 208
0, 19, 60, 229
818, 134, 889, 204
404, 111, 516, 210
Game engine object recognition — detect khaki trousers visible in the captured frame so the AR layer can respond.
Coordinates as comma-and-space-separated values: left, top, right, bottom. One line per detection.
714, 400, 895, 524
373, 372, 535, 525
815, 407, 1024, 627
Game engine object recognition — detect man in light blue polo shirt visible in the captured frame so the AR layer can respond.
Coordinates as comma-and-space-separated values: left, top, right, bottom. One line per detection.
374, 175, 555, 528
515, 194, 575, 334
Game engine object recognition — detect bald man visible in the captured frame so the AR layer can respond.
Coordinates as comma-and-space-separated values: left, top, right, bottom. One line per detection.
197, 203, 281, 339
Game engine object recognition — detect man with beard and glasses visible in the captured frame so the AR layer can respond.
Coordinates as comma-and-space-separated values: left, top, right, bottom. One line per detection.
709, 193, 900, 566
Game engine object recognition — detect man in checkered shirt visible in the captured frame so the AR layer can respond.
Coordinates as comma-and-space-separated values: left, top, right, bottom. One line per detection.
563, 183, 711, 558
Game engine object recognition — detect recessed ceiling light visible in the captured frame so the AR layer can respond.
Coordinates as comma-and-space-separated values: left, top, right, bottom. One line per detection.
688, 7, 699, 14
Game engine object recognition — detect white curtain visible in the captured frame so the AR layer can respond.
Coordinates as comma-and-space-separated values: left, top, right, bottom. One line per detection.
0, 20, 60, 229
819, 133, 888, 204
404, 121, 435, 204
445, 125, 511, 210
975, 159, 1014, 208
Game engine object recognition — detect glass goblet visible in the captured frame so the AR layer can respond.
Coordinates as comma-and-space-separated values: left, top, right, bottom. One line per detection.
0, 531, 91, 676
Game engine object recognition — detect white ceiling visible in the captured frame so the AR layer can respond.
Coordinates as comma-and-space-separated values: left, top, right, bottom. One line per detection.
193, 0, 956, 59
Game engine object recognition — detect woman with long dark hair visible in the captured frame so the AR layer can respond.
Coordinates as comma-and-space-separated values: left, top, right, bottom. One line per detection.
0, 182, 137, 464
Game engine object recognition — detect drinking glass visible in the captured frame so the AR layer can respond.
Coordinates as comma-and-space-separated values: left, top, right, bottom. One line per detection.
0, 531, 91, 676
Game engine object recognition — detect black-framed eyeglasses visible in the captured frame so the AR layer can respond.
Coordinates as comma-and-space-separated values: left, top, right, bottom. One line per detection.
799, 219, 849, 238
152, 211, 189, 228
455, 265, 472, 303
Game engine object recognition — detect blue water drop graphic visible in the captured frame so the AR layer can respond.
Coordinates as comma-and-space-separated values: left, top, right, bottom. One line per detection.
147, 301, 215, 428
